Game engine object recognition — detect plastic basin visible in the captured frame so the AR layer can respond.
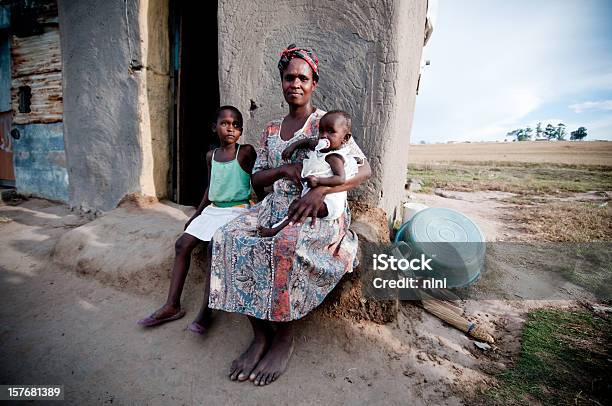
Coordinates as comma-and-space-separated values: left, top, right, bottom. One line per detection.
394, 208, 485, 288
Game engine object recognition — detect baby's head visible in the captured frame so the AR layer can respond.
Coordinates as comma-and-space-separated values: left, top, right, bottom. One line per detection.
212, 105, 243, 145
318, 110, 352, 151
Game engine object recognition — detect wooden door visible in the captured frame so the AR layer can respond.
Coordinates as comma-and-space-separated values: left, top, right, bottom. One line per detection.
0, 29, 14, 185
0, 112, 14, 184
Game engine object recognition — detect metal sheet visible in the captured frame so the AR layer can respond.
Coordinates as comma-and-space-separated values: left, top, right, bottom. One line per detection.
12, 122, 68, 201
11, 27, 62, 124
11, 71, 62, 124
11, 29, 62, 78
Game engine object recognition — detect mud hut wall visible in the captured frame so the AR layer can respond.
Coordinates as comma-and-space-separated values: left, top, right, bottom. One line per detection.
379, 1, 428, 217
58, 0, 141, 212
9, 0, 69, 201
57, 0, 169, 212
217, 0, 427, 215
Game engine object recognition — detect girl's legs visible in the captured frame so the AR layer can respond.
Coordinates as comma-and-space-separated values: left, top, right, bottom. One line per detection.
229, 317, 274, 381
249, 321, 295, 386
166, 234, 204, 308
138, 233, 201, 323
190, 241, 213, 329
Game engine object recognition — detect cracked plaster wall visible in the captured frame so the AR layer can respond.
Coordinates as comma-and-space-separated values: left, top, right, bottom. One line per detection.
58, 0, 170, 212
218, 0, 427, 216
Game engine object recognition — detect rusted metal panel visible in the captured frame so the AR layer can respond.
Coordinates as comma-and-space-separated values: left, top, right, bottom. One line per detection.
11, 70, 62, 124
11, 26, 62, 124
9, 0, 62, 124
11, 29, 61, 78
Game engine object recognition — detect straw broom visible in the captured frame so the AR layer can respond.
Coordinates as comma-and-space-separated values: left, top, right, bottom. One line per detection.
390, 244, 493, 343
420, 291, 494, 344
426, 295, 464, 316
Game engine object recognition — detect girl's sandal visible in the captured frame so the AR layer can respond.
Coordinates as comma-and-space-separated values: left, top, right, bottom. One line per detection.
137, 309, 186, 327
187, 322, 207, 335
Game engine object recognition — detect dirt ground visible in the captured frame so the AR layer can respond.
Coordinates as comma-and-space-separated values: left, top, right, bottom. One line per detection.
0, 198, 465, 405
1, 191, 602, 405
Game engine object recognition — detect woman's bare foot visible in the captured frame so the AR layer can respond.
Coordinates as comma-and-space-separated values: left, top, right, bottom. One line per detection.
249, 327, 294, 386
229, 317, 272, 381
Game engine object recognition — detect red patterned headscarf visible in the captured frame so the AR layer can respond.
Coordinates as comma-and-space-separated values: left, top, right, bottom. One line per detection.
278, 44, 319, 82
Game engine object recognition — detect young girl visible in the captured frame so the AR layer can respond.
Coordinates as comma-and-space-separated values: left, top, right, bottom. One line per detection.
137, 105, 256, 333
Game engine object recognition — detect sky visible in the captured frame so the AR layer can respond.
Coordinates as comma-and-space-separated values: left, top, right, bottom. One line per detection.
412, 0, 612, 143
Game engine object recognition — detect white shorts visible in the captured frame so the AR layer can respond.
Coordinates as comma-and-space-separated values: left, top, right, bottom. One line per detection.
184, 204, 249, 241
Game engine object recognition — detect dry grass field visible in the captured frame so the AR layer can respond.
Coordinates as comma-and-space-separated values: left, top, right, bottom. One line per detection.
406, 140, 611, 405
408, 140, 612, 166
407, 140, 612, 242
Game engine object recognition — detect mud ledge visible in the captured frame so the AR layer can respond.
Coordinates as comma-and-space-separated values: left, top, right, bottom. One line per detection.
51, 197, 396, 323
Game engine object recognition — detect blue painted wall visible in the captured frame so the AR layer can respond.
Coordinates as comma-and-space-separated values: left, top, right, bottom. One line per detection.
0, 29, 10, 112
13, 123, 69, 202
0, 4, 8, 111
0, 6, 9, 30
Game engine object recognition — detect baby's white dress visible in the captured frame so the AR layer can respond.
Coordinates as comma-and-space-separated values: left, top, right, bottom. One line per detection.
300, 146, 359, 220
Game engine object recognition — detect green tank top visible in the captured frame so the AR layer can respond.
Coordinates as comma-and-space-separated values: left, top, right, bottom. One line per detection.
208, 145, 252, 207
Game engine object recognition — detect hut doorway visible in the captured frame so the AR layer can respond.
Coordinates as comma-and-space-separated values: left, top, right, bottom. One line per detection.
170, 2, 219, 206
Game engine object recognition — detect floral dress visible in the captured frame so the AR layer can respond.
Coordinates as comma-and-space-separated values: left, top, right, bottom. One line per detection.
208, 109, 366, 321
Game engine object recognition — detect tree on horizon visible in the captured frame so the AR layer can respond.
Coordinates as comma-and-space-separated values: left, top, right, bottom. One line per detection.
555, 123, 567, 140
570, 127, 588, 140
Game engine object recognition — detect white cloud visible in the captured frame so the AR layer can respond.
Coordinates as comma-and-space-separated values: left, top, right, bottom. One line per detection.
504, 88, 542, 122
562, 73, 612, 95
569, 100, 612, 113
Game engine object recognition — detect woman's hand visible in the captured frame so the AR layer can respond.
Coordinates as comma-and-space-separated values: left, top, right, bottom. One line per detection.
281, 145, 296, 161
287, 187, 326, 226
287, 160, 372, 227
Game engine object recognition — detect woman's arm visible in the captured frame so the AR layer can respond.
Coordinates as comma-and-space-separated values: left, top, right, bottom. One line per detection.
252, 163, 303, 190
319, 158, 371, 195
282, 138, 318, 161
287, 160, 372, 225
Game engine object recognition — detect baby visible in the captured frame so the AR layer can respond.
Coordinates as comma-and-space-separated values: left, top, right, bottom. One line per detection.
258, 110, 358, 236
